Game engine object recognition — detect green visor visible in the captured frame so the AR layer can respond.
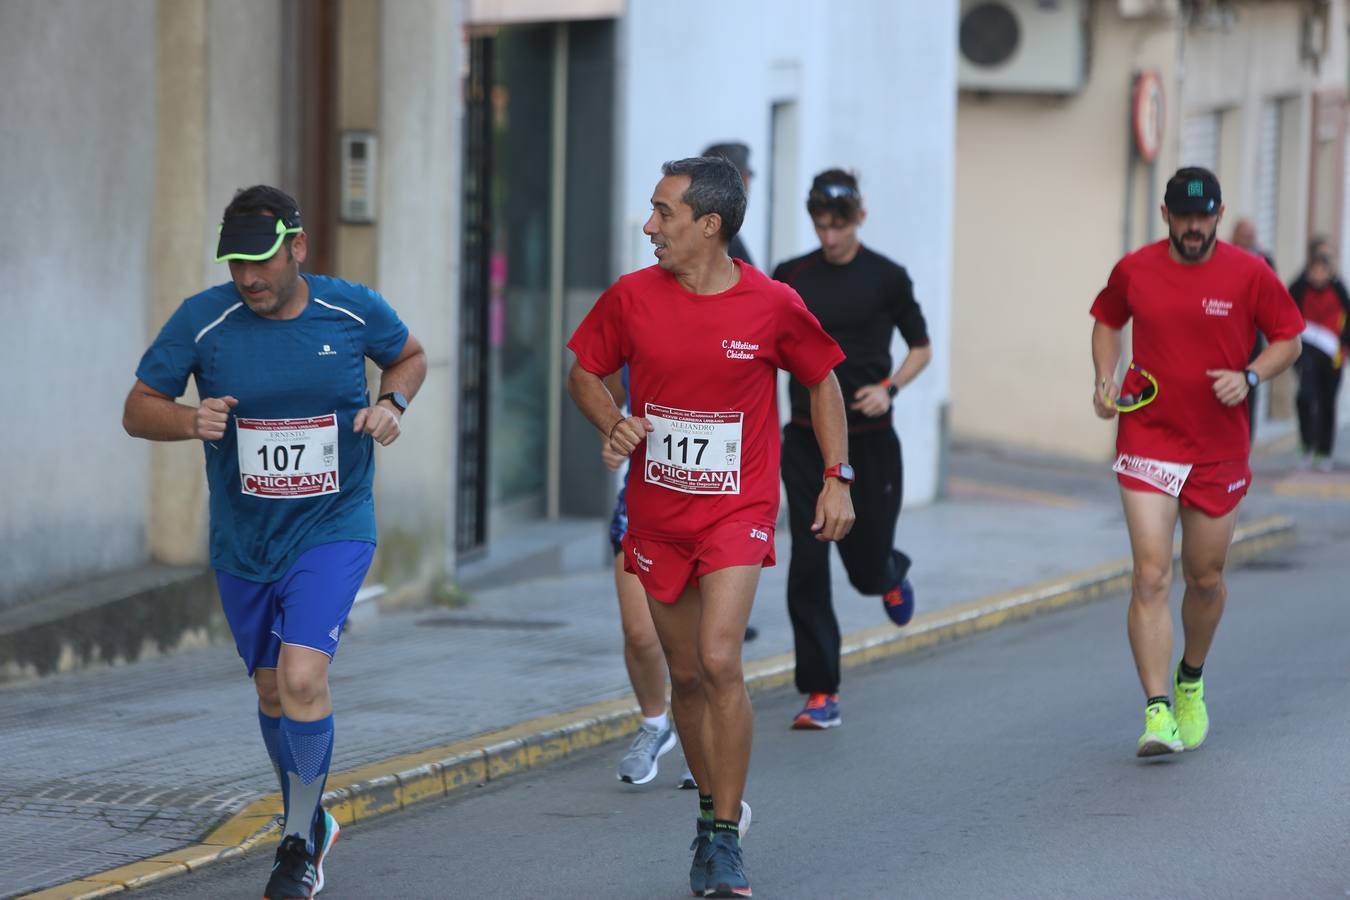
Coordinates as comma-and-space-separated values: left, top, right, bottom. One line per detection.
215, 215, 303, 262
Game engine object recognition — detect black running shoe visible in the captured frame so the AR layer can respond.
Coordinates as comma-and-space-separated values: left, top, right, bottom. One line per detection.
263, 835, 319, 899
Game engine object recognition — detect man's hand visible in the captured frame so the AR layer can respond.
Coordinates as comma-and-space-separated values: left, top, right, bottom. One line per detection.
849, 383, 891, 418
354, 403, 402, 446
1206, 369, 1249, 407
811, 478, 856, 542
1092, 379, 1118, 419
600, 434, 626, 472
608, 415, 654, 457
195, 396, 238, 441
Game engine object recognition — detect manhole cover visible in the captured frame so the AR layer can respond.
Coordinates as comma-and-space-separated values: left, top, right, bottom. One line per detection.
415, 615, 565, 631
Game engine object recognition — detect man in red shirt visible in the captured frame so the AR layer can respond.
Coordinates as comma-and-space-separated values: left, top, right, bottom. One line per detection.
1288, 252, 1350, 470
1090, 167, 1303, 757
568, 156, 854, 898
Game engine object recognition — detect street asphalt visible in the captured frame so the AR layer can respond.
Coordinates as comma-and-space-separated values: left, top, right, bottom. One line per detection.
135, 494, 1350, 899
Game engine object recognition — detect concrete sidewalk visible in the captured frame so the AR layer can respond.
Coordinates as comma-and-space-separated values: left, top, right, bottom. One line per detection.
0, 443, 1317, 898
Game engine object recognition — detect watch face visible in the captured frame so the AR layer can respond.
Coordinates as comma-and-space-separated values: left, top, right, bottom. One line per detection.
1245, 371, 1259, 388
839, 464, 855, 482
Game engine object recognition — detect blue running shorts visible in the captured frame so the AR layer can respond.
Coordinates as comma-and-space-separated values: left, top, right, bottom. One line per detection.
215, 540, 375, 675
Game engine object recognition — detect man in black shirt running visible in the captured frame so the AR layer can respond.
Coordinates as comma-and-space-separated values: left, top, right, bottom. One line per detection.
772, 169, 932, 730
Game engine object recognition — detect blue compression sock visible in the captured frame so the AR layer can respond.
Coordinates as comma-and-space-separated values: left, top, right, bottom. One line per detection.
279, 714, 335, 855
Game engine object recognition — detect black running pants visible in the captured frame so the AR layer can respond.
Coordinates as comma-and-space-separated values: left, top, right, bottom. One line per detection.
782, 423, 911, 695
1297, 347, 1343, 457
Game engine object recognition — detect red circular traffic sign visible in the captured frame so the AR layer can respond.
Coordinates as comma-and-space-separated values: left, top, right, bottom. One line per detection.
1133, 70, 1165, 163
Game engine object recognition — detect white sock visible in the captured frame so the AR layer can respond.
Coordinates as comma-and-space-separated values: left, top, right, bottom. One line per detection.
643, 712, 669, 731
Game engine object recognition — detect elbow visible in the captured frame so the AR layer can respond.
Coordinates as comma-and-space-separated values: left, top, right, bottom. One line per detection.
566, 362, 586, 402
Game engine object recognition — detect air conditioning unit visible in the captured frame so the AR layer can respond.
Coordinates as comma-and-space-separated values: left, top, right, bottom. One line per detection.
958, 0, 1087, 94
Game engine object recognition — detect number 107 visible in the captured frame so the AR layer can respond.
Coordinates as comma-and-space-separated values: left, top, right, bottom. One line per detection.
256, 444, 305, 471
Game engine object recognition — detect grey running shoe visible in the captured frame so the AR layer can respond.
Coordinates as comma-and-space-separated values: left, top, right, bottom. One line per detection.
678, 766, 698, 790
705, 831, 751, 897
617, 723, 675, 785
689, 818, 714, 896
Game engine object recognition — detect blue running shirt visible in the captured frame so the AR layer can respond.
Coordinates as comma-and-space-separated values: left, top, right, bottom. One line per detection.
136, 275, 409, 581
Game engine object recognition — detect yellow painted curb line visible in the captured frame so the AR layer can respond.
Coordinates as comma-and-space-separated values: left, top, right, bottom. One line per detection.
21, 514, 1294, 899
946, 476, 1085, 509
1271, 479, 1350, 500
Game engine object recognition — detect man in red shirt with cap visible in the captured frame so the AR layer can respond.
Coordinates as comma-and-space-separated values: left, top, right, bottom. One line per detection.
1090, 166, 1303, 758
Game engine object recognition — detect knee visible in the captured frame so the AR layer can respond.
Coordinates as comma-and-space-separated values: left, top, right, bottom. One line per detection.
622, 623, 663, 660
1183, 568, 1225, 600
1132, 563, 1172, 603
698, 644, 744, 691
279, 664, 329, 708
254, 675, 282, 711
667, 660, 702, 698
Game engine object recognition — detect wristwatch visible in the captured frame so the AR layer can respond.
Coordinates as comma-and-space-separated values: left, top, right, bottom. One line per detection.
378, 391, 409, 414
823, 463, 855, 484
884, 380, 899, 398
1243, 369, 1260, 390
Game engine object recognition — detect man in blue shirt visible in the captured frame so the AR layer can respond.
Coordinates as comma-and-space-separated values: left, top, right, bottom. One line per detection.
123, 185, 426, 899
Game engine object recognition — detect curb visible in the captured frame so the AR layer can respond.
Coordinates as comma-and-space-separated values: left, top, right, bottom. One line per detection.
19, 514, 1296, 899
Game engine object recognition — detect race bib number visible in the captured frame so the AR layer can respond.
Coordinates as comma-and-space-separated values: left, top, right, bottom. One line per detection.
1113, 453, 1192, 497
644, 403, 743, 495
236, 414, 340, 499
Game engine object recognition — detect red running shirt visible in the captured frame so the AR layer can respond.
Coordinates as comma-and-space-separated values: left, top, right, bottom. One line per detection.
1091, 240, 1304, 463
569, 261, 844, 541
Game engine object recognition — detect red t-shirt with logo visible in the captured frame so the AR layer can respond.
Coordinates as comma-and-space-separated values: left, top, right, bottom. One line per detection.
569, 261, 844, 541
1090, 240, 1304, 463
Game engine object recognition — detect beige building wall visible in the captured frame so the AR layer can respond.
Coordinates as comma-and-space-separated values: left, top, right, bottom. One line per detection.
372, 0, 462, 593
952, 0, 1345, 460
951, 7, 1177, 460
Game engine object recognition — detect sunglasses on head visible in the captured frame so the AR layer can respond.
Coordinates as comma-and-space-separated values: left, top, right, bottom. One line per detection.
810, 182, 859, 201
1114, 363, 1158, 412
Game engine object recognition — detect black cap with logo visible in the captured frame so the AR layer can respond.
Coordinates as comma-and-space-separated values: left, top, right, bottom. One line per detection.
1164, 167, 1222, 216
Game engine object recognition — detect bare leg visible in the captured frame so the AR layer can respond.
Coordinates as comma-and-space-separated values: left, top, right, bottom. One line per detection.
255, 667, 283, 718
1120, 487, 1180, 699
1178, 504, 1238, 669
694, 565, 759, 822
615, 554, 669, 718
647, 586, 711, 791
277, 644, 332, 721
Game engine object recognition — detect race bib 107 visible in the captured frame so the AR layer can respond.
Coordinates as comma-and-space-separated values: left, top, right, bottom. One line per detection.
236, 414, 340, 499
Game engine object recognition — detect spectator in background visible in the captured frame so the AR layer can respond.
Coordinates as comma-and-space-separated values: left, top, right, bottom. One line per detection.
703, 142, 755, 267
1288, 251, 1350, 471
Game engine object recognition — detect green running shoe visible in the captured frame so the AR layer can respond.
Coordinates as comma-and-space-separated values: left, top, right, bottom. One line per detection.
1174, 673, 1209, 750
1136, 701, 1183, 757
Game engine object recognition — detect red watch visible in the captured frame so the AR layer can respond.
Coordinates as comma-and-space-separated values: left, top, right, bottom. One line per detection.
823, 463, 855, 484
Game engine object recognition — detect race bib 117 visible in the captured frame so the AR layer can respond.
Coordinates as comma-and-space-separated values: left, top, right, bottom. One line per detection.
643, 403, 743, 495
